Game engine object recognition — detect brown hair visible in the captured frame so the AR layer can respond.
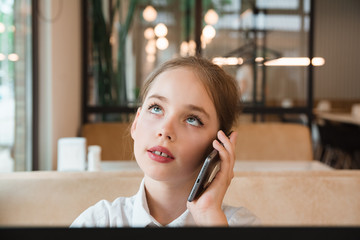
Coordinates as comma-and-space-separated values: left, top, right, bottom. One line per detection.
139, 56, 241, 134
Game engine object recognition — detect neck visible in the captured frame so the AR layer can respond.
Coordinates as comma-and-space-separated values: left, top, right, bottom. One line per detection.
144, 176, 195, 225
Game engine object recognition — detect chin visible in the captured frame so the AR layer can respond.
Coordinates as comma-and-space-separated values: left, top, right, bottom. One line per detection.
145, 169, 177, 183
136, 158, 172, 181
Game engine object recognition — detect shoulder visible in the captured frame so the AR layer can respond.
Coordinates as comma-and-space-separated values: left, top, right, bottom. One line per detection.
223, 205, 261, 226
70, 196, 136, 227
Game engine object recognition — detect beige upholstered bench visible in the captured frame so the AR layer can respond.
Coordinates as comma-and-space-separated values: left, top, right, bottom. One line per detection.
0, 170, 359, 227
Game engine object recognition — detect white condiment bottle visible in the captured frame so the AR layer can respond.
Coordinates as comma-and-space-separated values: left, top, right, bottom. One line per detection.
87, 145, 102, 171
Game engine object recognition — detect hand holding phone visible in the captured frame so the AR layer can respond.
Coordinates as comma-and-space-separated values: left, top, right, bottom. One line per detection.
187, 131, 232, 202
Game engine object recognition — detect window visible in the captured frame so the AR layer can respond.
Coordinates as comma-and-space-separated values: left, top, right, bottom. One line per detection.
202, 0, 314, 123
82, 0, 315, 126
0, 0, 33, 172
82, 0, 197, 123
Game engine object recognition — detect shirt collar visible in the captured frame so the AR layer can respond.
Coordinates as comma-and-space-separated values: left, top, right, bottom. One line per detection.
131, 179, 154, 227
131, 179, 196, 227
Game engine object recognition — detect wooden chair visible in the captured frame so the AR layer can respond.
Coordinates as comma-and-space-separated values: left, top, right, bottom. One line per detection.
234, 123, 313, 161
81, 122, 134, 161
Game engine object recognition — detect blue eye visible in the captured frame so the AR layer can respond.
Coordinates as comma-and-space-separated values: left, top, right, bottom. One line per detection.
149, 104, 163, 115
186, 116, 203, 127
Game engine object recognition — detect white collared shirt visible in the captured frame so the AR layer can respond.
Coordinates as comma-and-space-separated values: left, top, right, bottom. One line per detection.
70, 179, 260, 227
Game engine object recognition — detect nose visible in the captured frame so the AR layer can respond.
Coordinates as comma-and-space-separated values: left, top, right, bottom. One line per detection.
157, 116, 176, 142
157, 132, 173, 141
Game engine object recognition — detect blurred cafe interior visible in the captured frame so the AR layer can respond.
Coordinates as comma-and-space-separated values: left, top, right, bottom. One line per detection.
0, 0, 360, 228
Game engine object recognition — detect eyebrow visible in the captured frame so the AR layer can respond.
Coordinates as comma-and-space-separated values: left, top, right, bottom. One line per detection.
147, 94, 210, 119
148, 94, 168, 103
186, 104, 210, 119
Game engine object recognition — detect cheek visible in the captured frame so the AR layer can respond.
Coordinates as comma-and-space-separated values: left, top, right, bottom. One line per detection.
132, 114, 153, 152
134, 112, 158, 137
178, 134, 214, 170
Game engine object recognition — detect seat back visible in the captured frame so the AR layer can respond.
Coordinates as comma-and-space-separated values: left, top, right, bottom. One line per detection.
1, 170, 359, 227
227, 170, 360, 226
234, 123, 313, 161
81, 122, 134, 160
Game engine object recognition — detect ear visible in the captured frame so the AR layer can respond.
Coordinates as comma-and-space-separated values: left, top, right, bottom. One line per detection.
131, 107, 142, 140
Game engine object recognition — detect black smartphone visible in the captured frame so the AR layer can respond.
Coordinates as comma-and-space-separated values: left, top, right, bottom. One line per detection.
187, 132, 232, 202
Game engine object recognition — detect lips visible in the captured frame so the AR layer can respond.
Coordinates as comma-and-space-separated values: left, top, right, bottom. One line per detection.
147, 146, 175, 163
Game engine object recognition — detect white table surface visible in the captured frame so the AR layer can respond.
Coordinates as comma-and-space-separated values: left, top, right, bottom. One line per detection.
100, 160, 333, 172
314, 111, 360, 126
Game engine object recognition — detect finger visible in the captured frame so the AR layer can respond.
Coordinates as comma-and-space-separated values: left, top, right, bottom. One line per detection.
217, 130, 228, 145
217, 130, 237, 169
229, 131, 238, 146
213, 137, 231, 180
217, 131, 236, 152
208, 138, 234, 199
221, 131, 237, 180
228, 131, 238, 169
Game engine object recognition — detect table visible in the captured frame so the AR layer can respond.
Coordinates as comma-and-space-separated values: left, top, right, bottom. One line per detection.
314, 111, 360, 169
314, 111, 360, 126
100, 160, 333, 172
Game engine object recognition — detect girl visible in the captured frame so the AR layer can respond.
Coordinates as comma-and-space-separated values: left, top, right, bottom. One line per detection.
71, 56, 259, 227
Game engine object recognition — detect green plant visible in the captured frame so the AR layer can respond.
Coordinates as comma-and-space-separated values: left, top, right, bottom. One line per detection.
91, 0, 138, 107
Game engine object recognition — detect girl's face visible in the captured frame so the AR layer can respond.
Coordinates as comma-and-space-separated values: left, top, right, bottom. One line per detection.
131, 67, 220, 185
